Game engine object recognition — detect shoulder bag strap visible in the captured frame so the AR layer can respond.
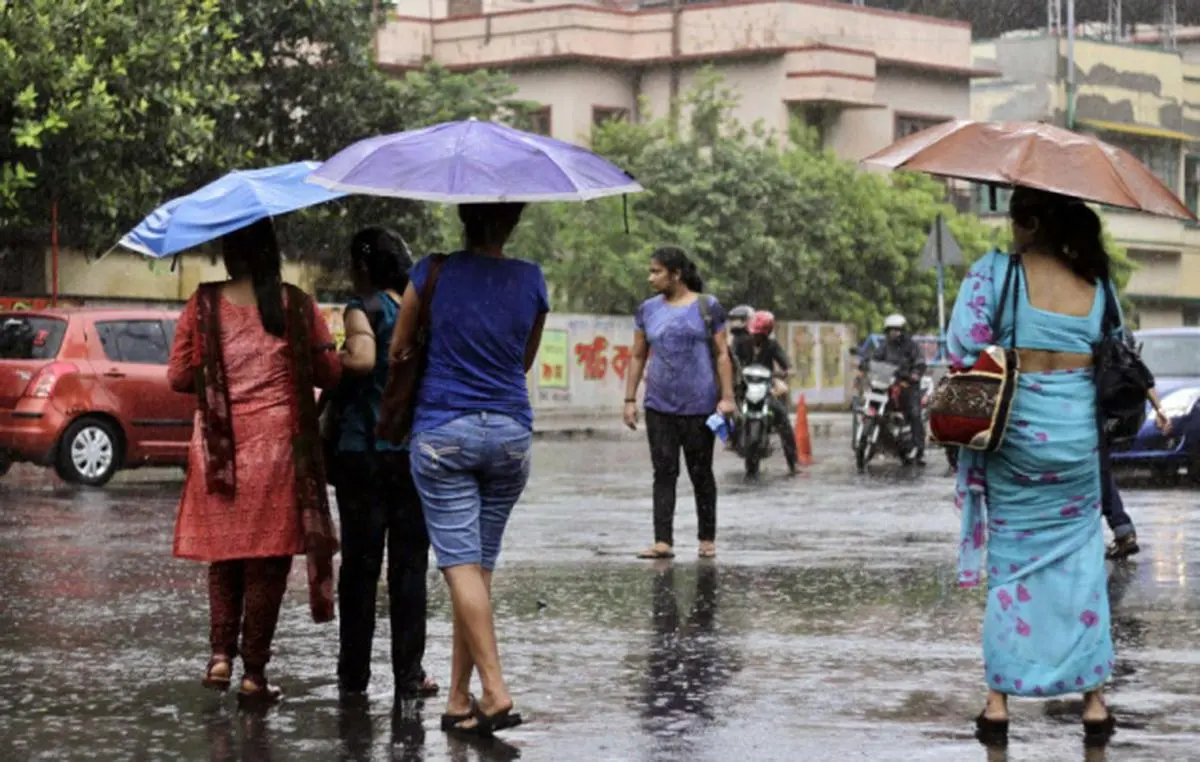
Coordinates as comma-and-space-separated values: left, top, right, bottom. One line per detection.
696, 296, 721, 399
1100, 278, 1121, 337
991, 254, 1021, 350
417, 254, 448, 335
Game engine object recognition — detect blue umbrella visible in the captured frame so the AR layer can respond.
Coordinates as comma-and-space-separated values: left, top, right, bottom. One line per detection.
306, 119, 643, 202
117, 161, 347, 258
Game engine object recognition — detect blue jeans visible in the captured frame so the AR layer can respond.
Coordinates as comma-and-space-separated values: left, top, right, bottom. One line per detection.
409, 413, 532, 570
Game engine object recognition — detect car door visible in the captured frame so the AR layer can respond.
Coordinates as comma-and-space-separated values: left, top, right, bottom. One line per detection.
94, 319, 193, 464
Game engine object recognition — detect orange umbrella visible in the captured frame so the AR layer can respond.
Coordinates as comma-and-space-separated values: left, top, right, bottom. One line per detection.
862, 120, 1196, 222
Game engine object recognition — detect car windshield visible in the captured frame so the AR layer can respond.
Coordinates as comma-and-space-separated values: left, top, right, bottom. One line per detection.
1138, 334, 1200, 378
0, 315, 67, 360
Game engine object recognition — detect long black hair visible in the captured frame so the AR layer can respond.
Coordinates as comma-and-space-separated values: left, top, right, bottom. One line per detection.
459, 203, 526, 250
1009, 187, 1111, 283
652, 246, 704, 293
350, 227, 413, 294
222, 218, 285, 337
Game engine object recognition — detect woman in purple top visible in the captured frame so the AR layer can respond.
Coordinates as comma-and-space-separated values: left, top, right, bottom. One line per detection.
392, 202, 547, 737
623, 247, 736, 560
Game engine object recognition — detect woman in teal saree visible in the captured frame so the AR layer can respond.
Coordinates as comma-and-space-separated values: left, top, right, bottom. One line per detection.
947, 188, 1138, 747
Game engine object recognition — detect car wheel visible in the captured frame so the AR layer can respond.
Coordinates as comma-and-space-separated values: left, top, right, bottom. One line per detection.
57, 418, 121, 487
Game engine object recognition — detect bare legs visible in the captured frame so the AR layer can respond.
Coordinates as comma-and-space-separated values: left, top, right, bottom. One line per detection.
442, 565, 512, 720
984, 687, 1109, 721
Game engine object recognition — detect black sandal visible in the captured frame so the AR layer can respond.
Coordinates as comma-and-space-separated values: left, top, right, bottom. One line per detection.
446, 699, 523, 737
975, 713, 1009, 747
237, 674, 282, 710
202, 656, 232, 692
441, 696, 477, 731
1084, 713, 1116, 747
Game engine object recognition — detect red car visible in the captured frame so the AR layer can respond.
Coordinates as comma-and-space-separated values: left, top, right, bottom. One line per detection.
0, 307, 195, 486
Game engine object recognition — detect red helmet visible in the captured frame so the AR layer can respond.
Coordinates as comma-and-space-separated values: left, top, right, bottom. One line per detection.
748, 311, 776, 336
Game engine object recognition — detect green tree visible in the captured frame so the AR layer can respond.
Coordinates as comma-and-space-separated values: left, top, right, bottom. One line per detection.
216, 2, 535, 271
500, 72, 999, 334
0, 0, 250, 249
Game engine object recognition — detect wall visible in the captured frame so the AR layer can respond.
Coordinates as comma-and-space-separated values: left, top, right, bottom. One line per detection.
510, 64, 638, 143
38, 249, 325, 302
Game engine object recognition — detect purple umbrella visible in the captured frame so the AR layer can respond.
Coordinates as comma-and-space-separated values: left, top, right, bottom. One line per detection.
306, 118, 643, 202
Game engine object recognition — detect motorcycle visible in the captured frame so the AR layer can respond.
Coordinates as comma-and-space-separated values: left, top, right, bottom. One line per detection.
854, 360, 925, 471
735, 363, 777, 478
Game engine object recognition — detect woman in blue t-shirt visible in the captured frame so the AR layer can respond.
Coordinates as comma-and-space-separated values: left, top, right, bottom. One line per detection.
623, 247, 736, 560
392, 203, 547, 736
333, 228, 438, 701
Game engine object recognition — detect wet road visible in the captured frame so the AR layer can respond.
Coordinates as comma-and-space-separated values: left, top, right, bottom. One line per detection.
2, 441, 1200, 761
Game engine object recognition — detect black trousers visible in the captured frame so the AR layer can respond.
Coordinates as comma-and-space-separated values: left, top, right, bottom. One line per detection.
646, 410, 717, 546
768, 396, 798, 469
1099, 454, 1135, 537
335, 451, 430, 694
899, 385, 925, 454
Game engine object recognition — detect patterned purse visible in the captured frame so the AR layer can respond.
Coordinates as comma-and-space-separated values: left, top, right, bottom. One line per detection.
928, 255, 1022, 452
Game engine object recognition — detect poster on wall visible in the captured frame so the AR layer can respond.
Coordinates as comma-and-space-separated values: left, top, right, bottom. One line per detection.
790, 324, 817, 391
538, 329, 569, 389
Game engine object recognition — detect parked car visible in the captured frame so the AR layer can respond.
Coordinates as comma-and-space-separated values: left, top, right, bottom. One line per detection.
0, 307, 194, 486
1110, 328, 1200, 481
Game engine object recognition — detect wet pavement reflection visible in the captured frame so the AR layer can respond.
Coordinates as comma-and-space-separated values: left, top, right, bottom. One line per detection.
2, 440, 1200, 760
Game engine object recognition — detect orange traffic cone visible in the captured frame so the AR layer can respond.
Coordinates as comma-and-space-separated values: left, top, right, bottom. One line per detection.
794, 393, 813, 466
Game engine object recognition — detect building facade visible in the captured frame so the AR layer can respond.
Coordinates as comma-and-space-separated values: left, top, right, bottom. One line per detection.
972, 34, 1200, 328
378, 0, 989, 160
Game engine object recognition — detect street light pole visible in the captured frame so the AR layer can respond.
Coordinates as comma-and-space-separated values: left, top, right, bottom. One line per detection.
1067, 0, 1077, 129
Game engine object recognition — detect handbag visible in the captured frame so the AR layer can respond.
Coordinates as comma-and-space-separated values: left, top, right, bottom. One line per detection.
376, 254, 447, 445
1095, 280, 1154, 441
928, 254, 1022, 452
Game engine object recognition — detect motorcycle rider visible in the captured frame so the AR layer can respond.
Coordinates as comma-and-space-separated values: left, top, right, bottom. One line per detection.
727, 305, 755, 369
863, 313, 927, 465
735, 311, 799, 474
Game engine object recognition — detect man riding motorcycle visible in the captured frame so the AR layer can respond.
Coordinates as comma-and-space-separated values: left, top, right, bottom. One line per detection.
735, 311, 799, 474
727, 304, 754, 367
861, 314, 927, 465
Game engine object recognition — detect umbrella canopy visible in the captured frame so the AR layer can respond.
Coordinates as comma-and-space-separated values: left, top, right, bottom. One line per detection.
307, 118, 644, 203
117, 161, 347, 258
862, 120, 1196, 222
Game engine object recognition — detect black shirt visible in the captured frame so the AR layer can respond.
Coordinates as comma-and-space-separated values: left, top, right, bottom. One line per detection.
735, 337, 790, 373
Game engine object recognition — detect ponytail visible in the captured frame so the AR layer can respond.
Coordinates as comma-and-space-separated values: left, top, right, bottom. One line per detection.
222, 219, 285, 337
652, 245, 705, 293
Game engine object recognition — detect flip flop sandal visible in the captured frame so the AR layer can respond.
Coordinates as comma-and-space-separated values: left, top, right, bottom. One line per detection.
637, 546, 675, 559
202, 656, 232, 692
446, 700, 524, 738
237, 675, 282, 710
441, 696, 477, 731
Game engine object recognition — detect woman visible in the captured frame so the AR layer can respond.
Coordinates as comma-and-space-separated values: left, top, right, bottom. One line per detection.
393, 202, 547, 735
169, 218, 341, 706
623, 247, 736, 560
949, 187, 1169, 746
332, 227, 437, 701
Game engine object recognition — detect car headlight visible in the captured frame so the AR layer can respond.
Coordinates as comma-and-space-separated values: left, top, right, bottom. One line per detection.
1161, 388, 1200, 419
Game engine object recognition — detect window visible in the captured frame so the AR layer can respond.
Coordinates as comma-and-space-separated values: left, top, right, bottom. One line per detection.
1186, 154, 1200, 216
0, 315, 66, 360
1098, 134, 1180, 193
529, 106, 552, 137
792, 105, 829, 148
974, 184, 1014, 216
1138, 334, 1200, 377
592, 106, 629, 128
97, 320, 170, 365
894, 113, 950, 141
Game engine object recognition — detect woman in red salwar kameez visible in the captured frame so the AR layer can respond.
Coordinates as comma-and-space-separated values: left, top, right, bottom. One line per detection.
168, 219, 341, 706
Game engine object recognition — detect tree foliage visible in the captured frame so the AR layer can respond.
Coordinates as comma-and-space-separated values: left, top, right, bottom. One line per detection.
481, 73, 1001, 334
0, 0, 530, 265
0, 0, 250, 247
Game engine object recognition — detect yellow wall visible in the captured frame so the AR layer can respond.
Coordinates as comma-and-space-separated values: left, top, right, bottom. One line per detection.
43, 249, 326, 302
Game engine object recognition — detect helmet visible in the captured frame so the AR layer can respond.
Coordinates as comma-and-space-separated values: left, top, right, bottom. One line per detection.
749, 311, 776, 336
883, 314, 907, 331
729, 304, 755, 334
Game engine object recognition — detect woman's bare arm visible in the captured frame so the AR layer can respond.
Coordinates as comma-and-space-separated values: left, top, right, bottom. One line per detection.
389, 283, 421, 364
339, 308, 376, 376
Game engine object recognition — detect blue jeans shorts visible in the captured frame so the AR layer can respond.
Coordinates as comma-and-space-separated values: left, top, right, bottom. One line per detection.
409, 413, 533, 570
